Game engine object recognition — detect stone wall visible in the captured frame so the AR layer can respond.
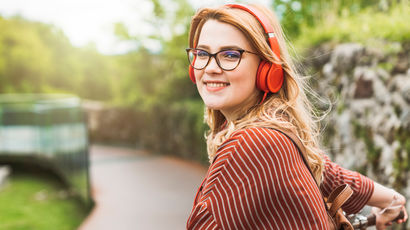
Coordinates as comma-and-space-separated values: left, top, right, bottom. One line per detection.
307, 41, 410, 214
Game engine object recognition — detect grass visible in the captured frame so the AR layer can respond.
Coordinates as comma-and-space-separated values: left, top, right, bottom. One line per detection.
293, 2, 410, 52
0, 172, 88, 230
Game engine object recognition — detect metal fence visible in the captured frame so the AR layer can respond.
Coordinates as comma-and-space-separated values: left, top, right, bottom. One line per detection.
0, 94, 91, 205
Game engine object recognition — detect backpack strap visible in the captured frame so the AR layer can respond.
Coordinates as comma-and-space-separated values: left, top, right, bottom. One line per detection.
327, 184, 353, 217
271, 129, 315, 182
271, 128, 354, 230
271, 129, 331, 209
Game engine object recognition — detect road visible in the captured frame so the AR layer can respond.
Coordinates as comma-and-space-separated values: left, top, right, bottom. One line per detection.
78, 145, 207, 230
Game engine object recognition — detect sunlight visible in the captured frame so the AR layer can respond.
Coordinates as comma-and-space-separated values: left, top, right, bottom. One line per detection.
0, 0, 153, 54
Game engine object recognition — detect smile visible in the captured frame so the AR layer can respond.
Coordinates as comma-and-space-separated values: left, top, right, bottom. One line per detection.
207, 82, 229, 87
204, 81, 230, 92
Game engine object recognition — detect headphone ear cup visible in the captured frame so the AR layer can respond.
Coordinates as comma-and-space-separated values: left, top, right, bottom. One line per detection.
266, 63, 284, 93
256, 60, 270, 92
189, 65, 196, 83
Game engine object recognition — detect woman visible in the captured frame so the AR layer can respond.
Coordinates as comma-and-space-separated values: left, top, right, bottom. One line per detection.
185, 3, 407, 229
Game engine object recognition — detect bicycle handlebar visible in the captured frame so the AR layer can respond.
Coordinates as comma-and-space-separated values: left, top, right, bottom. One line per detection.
352, 210, 405, 229
368, 210, 404, 226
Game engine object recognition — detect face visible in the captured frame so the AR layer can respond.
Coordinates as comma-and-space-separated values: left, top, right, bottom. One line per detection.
194, 19, 261, 120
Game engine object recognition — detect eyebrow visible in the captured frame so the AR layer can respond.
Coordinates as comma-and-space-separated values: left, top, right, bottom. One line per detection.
196, 44, 244, 51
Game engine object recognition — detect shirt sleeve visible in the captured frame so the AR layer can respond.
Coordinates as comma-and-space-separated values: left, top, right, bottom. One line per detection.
320, 154, 375, 214
187, 127, 329, 230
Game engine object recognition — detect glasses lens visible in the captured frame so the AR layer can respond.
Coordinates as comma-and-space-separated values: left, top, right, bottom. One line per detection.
217, 50, 241, 70
188, 49, 209, 69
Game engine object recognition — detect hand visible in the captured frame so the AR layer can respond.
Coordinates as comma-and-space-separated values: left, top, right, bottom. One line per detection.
372, 193, 408, 230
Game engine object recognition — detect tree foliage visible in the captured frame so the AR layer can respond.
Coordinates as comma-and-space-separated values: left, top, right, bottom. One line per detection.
272, 0, 400, 39
0, 16, 113, 100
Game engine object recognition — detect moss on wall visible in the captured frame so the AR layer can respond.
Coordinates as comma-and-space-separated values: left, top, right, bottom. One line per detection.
352, 120, 382, 171
393, 127, 410, 190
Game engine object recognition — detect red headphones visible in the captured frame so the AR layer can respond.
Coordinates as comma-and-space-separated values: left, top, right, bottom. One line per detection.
188, 4, 284, 94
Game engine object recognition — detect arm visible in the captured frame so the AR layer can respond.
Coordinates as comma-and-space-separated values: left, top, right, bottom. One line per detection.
321, 154, 375, 214
321, 155, 407, 229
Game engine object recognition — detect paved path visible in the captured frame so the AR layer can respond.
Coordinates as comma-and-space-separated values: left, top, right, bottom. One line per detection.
78, 145, 207, 230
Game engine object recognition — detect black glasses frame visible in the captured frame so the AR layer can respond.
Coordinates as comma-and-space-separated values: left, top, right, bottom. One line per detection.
186, 48, 258, 71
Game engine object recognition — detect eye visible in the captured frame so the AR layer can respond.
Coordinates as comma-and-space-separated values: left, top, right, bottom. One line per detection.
220, 50, 241, 60
196, 50, 209, 58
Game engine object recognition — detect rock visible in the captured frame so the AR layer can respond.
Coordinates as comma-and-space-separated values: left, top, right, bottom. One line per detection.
365, 47, 386, 66
392, 92, 409, 111
400, 109, 410, 129
354, 75, 374, 99
331, 43, 365, 73
323, 63, 334, 79
392, 53, 409, 74
350, 99, 376, 117
400, 79, 410, 104
310, 43, 333, 69
375, 67, 390, 83
375, 135, 394, 177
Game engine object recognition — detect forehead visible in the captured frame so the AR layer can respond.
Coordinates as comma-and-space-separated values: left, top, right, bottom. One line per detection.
197, 19, 251, 51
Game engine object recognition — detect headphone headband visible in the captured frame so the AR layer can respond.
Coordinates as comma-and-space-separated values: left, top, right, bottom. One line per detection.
225, 4, 281, 59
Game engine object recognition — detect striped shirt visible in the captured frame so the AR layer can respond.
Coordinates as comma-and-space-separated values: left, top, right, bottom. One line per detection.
187, 127, 374, 229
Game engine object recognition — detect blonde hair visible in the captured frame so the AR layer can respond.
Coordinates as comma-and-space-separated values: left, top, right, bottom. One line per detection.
188, 4, 324, 184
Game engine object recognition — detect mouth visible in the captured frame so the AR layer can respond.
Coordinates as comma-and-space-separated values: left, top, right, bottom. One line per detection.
204, 81, 230, 87
203, 81, 230, 92
206, 82, 229, 87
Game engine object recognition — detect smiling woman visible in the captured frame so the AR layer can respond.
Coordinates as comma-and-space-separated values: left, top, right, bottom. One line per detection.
185, 3, 408, 230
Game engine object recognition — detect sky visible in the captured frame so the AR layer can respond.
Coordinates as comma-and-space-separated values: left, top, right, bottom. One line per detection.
0, 0, 271, 55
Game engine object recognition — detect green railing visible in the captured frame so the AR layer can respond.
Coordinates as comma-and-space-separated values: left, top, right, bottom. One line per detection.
0, 94, 91, 206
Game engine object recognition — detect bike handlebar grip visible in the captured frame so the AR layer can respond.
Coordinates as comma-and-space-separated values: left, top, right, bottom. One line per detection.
366, 210, 405, 227
367, 214, 376, 226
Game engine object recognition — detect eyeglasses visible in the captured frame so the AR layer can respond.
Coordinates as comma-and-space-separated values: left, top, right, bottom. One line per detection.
186, 48, 258, 71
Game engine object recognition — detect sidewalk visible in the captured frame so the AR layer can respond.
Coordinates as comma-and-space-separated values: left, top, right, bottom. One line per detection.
78, 145, 207, 230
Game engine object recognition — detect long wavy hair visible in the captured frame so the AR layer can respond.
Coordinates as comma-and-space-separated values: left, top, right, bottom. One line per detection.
188, 4, 325, 184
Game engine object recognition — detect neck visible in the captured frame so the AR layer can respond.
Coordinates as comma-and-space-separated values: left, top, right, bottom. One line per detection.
221, 91, 261, 122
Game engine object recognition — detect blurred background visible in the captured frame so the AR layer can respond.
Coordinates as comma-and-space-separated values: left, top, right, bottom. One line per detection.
0, 0, 409, 229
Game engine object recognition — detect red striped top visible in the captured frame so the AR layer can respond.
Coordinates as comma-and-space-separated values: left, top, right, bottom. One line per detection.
187, 127, 374, 229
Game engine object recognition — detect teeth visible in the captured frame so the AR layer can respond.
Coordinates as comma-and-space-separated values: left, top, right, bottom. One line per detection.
207, 82, 228, 87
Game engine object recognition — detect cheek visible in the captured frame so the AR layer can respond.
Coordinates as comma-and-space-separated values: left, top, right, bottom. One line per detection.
194, 70, 205, 93
194, 69, 203, 82
232, 69, 258, 91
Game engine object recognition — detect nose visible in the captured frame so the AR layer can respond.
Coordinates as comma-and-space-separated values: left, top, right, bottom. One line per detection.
205, 56, 222, 74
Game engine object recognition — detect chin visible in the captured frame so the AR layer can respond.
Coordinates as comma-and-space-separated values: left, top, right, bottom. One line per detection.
205, 104, 223, 110
203, 100, 225, 110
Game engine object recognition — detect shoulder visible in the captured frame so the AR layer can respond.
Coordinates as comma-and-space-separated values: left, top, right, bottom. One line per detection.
230, 127, 295, 152
215, 127, 298, 163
